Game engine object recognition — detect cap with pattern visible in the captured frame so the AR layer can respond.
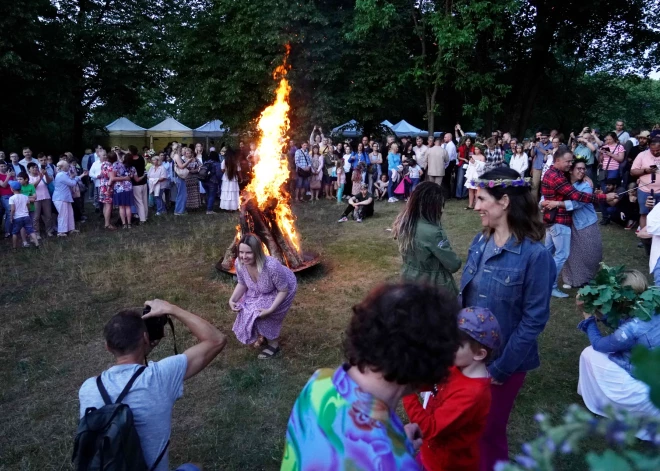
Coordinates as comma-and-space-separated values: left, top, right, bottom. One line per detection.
457, 307, 501, 350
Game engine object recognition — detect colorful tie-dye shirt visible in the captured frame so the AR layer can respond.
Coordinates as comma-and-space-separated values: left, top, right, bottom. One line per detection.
281, 365, 420, 471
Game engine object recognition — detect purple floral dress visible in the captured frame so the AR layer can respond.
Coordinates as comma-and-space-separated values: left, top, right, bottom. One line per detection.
232, 256, 297, 344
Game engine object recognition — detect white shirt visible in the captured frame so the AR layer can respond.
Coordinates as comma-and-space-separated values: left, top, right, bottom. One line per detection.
509, 153, 529, 177
408, 165, 422, 179
89, 160, 103, 187
616, 130, 630, 145
442, 141, 457, 162
9, 193, 30, 218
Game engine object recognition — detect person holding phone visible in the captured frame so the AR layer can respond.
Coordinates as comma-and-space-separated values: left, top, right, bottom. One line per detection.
630, 136, 660, 229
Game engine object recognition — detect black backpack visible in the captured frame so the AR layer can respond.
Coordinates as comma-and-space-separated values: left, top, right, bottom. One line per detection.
197, 161, 214, 182
72, 366, 169, 471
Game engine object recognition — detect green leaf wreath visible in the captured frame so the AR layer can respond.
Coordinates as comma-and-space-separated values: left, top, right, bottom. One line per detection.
577, 264, 660, 328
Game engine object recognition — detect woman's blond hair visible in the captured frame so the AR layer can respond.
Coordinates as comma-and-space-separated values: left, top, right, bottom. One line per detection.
236, 233, 266, 273
621, 269, 648, 294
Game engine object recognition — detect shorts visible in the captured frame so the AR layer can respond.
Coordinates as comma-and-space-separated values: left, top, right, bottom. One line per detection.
112, 190, 134, 206
12, 216, 34, 235
296, 176, 310, 190
322, 173, 332, 185
637, 189, 660, 215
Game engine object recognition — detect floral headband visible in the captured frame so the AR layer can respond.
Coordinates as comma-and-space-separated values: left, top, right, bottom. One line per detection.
469, 177, 532, 189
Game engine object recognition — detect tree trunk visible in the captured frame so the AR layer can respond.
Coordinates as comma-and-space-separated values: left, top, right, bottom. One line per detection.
426, 85, 438, 136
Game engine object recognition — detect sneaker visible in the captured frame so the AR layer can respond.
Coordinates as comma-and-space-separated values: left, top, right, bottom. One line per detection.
155, 212, 163, 216
337, 217, 348, 223
562, 284, 572, 290
552, 289, 569, 298
22, 242, 30, 248
356, 218, 363, 223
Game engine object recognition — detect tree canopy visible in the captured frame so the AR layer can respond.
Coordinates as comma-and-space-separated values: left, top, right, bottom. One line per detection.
2, 0, 659, 152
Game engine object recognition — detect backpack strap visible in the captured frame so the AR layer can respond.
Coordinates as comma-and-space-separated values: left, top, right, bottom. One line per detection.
150, 440, 170, 471
96, 366, 147, 405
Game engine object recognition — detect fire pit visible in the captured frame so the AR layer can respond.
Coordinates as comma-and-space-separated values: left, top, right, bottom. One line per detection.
216, 50, 320, 275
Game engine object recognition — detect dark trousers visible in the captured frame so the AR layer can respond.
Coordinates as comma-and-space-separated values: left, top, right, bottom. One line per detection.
341, 203, 373, 219
442, 161, 457, 199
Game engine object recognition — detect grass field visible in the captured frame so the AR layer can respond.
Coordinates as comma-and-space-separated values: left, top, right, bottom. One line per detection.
0, 197, 650, 470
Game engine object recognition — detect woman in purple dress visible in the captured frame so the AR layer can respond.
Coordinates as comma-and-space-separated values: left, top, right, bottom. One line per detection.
229, 233, 297, 359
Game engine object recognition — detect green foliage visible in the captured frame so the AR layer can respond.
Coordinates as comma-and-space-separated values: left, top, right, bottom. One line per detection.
631, 346, 660, 409
577, 264, 660, 328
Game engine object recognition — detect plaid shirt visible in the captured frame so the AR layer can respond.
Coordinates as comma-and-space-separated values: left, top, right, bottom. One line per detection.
484, 148, 503, 171
541, 166, 606, 226
295, 149, 311, 169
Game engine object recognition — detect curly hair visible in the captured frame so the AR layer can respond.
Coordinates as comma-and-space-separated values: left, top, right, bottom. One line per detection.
344, 282, 460, 387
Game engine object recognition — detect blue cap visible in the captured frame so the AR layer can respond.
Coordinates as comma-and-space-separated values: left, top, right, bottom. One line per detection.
458, 307, 502, 350
9, 180, 21, 191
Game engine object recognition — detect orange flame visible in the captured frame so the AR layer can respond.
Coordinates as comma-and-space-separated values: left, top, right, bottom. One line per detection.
245, 48, 300, 252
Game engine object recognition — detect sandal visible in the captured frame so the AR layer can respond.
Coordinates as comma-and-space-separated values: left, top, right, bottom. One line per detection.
127, 224, 132, 229
258, 344, 281, 360
122, 224, 128, 230
105, 225, 117, 231
464, 206, 474, 210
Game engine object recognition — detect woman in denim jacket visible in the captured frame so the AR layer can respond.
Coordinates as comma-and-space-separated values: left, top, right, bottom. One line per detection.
459, 167, 555, 471
577, 269, 660, 438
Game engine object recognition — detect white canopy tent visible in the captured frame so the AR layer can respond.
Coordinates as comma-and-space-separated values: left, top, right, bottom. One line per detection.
103, 117, 147, 148
147, 118, 193, 149
194, 120, 227, 149
392, 120, 423, 137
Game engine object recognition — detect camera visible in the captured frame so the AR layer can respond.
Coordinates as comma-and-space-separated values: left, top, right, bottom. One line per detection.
142, 306, 167, 342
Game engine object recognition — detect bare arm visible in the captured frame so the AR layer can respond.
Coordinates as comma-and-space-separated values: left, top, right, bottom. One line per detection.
260, 290, 288, 317
144, 300, 227, 381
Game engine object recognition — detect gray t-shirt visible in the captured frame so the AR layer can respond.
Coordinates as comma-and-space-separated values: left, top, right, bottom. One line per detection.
79, 354, 187, 471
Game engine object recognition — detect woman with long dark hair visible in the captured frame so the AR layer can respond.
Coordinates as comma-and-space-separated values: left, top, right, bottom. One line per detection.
393, 182, 461, 294
459, 167, 554, 471
220, 147, 241, 211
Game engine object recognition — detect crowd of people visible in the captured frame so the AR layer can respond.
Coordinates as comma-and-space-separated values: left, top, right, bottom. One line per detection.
5, 120, 660, 471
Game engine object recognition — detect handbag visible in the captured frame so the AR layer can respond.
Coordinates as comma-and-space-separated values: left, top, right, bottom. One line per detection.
174, 157, 189, 179
598, 151, 613, 182
296, 150, 312, 178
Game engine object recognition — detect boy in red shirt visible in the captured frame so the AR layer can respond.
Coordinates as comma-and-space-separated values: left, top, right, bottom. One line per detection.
403, 307, 501, 471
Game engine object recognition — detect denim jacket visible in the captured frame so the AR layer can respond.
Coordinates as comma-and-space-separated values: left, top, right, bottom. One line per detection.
578, 314, 660, 377
459, 233, 555, 382
564, 180, 598, 230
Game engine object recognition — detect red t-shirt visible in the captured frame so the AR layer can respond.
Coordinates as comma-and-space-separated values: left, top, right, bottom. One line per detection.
403, 366, 491, 471
0, 173, 14, 197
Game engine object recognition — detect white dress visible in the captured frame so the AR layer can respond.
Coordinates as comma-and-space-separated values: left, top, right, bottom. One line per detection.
464, 158, 486, 189
578, 346, 660, 440
220, 160, 240, 210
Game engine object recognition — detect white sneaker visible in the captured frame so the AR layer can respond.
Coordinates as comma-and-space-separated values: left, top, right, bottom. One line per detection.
562, 284, 572, 290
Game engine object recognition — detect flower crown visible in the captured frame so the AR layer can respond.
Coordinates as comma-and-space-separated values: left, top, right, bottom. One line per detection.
469, 177, 532, 189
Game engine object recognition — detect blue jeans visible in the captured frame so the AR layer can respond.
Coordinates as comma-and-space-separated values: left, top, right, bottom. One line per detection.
545, 223, 571, 290
155, 193, 165, 213
410, 177, 420, 194
175, 177, 187, 214
388, 178, 398, 199
0, 195, 11, 235
205, 182, 218, 211
455, 165, 468, 198
654, 258, 660, 288
599, 169, 619, 218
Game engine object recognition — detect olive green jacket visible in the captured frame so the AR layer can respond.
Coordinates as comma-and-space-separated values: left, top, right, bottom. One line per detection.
401, 219, 462, 294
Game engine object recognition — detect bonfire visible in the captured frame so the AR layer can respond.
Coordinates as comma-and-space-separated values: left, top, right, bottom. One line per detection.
217, 51, 317, 273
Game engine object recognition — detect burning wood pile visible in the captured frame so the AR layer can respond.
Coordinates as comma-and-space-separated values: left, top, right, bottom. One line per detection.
217, 49, 319, 274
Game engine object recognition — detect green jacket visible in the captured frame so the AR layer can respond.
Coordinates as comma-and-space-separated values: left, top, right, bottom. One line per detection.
401, 219, 462, 294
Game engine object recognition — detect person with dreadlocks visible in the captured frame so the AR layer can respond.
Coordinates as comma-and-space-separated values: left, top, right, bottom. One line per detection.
392, 181, 462, 295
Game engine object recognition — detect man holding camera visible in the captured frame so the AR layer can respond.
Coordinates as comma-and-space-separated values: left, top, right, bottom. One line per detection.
631, 136, 660, 230
78, 300, 227, 471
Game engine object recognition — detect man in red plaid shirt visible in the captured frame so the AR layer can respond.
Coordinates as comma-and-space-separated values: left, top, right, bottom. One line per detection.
541, 149, 618, 298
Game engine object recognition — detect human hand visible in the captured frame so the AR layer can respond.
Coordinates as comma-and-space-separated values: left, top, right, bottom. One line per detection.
229, 300, 241, 312
319, 127, 323, 133
646, 196, 656, 209
143, 299, 176, 318
606, 193, 618, 205
313, 125, 317, 131
258, 308, 273, 317
540, 200, 553, 209
404, 423, 423, 451
491, 378, 503, 386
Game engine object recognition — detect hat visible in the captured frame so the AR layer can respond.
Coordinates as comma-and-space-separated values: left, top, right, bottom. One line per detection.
9, 180, 22, 191
458, 307, 501, 350
638, 131, 651, 139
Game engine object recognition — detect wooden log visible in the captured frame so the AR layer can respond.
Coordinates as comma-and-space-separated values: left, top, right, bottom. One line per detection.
245, 199, 286, 265
218, 239, 238, 271
265, 207, 303, 269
